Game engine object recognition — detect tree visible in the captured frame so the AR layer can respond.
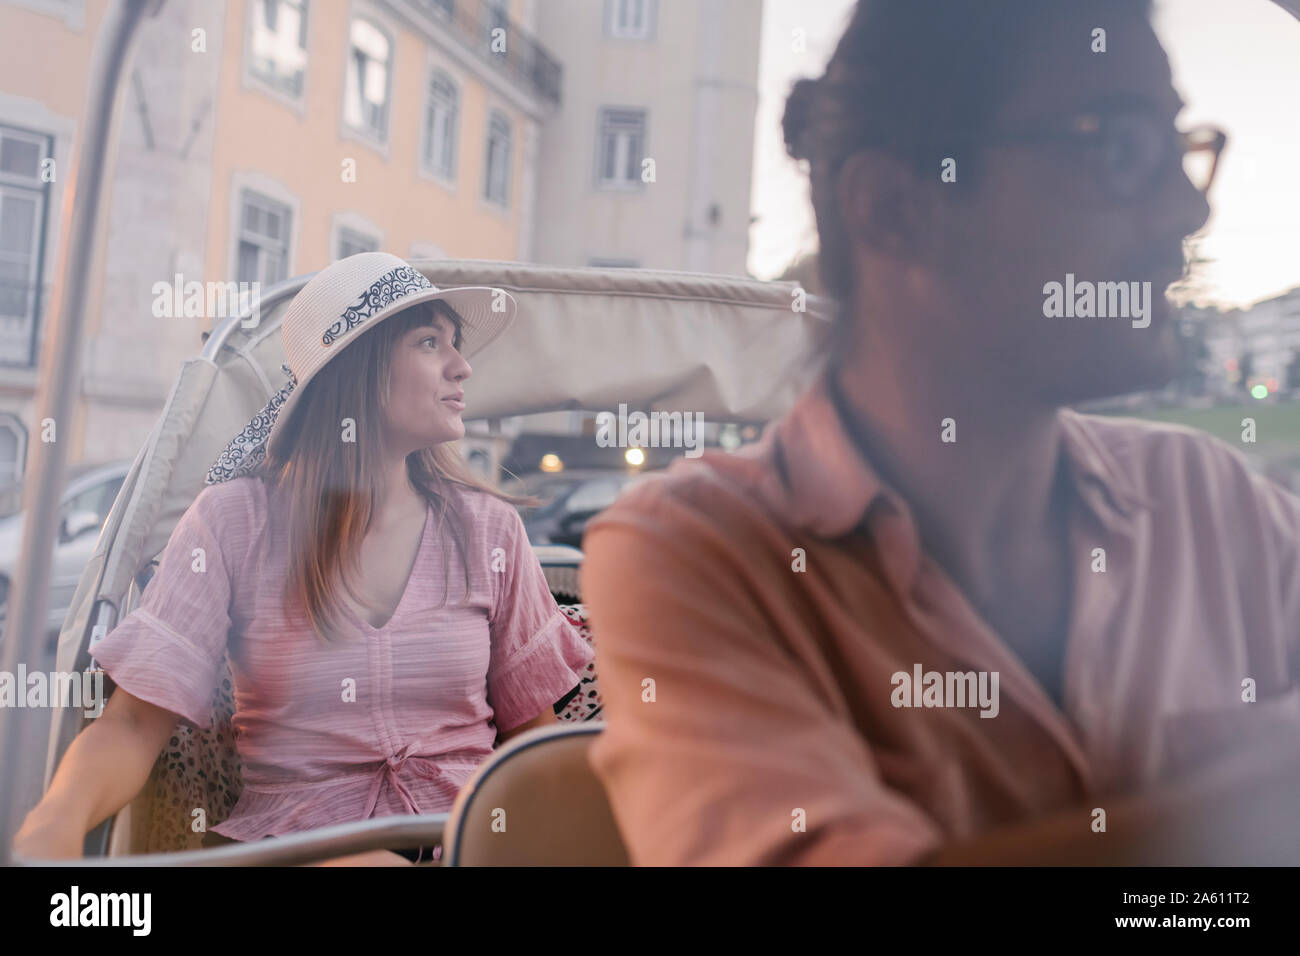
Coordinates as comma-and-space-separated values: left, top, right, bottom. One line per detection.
1238, 351, 1254, 393
1173, 314, 1209, 396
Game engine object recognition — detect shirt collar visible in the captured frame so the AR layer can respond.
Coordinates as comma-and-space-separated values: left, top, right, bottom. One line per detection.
744, 370, 884, 539
1056, 407, 1159, 523
751, 369, 1156, 552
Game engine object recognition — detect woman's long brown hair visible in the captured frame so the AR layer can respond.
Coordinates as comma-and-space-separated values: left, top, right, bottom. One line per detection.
260, 299, 533, 642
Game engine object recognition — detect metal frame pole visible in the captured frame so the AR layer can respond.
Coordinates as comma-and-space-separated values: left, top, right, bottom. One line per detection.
0, 0, 164, 865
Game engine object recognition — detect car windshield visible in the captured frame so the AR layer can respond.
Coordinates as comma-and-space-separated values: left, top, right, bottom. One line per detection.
509, 476, 581, 511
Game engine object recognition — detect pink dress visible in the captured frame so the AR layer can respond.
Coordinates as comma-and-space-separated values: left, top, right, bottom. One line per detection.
90, 475, 594, 840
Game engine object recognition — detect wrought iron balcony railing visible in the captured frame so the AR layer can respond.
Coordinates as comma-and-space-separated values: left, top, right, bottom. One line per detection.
409, 0, 563, 106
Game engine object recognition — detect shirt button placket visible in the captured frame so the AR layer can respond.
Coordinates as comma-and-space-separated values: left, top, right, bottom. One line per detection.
369, 628, 400, 780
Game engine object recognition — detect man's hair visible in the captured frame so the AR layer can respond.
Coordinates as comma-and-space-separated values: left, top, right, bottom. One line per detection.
782, 0, 1154, 307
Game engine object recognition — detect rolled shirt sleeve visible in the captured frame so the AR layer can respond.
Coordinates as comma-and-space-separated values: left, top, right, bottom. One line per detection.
581, 496, 945, 867
91, 482, 250, 730
486, 508, 594, 733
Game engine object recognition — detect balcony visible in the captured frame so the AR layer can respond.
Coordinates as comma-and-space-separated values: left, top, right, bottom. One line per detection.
408, 0, 563, 107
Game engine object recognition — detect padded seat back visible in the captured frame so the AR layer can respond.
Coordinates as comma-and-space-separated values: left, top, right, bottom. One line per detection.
443, 724, 628, 866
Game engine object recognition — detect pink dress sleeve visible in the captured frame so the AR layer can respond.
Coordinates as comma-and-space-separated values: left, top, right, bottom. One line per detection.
90, 480, 256, 730
486, 507, 595, 733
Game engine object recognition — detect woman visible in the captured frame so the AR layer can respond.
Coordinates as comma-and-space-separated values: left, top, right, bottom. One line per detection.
15, 252, 593, 865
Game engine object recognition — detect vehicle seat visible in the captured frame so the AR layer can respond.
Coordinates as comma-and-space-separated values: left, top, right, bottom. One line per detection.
442, 723, 628, 866
111, 602, 601, 855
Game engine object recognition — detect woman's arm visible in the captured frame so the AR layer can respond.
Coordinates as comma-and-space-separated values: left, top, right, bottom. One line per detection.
496, 707, 558, 746
12, 689, 179, 860
484, 504, 594, 740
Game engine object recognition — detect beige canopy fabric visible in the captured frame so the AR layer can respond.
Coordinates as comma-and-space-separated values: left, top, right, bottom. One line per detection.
48, 260, 830, 781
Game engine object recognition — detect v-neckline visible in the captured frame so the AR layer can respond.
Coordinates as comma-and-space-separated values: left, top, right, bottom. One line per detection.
340, 501, 433, 634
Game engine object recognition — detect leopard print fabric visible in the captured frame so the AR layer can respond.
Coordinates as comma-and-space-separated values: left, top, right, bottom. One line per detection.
139, 601, 600, 852
556, 604, 602, 722
140, 658, 242, 852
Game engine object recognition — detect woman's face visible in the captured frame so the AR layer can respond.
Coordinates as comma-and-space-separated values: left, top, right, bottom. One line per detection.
383, 309, 472, 454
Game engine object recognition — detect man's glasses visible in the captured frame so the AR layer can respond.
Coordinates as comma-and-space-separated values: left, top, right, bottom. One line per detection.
985, 109, 1227, 200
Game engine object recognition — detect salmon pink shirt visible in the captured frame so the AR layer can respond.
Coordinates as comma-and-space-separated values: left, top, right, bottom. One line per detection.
91, 475, 594, 841
581, 374, 1300, 866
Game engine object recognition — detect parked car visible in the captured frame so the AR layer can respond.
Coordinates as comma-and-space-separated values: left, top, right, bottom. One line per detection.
508, 468, 664, 547
0, 460, 131, 641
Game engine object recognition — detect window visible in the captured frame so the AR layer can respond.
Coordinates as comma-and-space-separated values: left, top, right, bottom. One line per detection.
605, 0, 655, 39
421, 69, 459, 180
0, 125, 52, 367
596, 108, 646, 187
344, 18, 392, 141
236, 190, 291, 285
0, 415, 26, 487
484, 0, 508, 43
248, 0, 309, 99
483, 111, 512, 207
335, 227, 377, 261
334, 225, 379, 260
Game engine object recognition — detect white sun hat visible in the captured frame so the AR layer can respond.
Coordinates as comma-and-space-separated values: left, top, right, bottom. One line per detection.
206, 252, 516, 483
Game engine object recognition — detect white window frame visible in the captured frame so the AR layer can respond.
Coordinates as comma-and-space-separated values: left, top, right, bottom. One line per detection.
0, 414, 28, 485
594, 106, 647, 190
419, 62, 461, 188
330, 212, 384, 261
236, 192, 293, 285
341, 9, 396, 152
482, 109, 513, 211
228, 172, 300, 287
604, 0, 656, 40
242, 0, 312, 115
0, 124, 54, 368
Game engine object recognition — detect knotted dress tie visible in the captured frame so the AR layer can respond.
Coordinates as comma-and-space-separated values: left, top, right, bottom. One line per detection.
362, 742, 445, 863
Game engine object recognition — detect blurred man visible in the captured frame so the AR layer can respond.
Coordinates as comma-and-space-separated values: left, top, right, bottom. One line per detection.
582, 0, 1300, 865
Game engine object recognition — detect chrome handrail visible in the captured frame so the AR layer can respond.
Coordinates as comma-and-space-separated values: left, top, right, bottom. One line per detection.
199, 273, 312, 360
16, 813, 449, 868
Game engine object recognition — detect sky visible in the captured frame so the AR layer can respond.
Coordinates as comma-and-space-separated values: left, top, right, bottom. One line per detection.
746, 0, 1300, 309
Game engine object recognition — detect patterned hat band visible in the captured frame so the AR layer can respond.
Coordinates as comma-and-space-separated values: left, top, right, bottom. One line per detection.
206, 365, 296, 484
319, 264, 433, 349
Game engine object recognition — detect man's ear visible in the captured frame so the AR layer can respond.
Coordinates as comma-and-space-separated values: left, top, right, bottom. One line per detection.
836, 150, 930, 257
